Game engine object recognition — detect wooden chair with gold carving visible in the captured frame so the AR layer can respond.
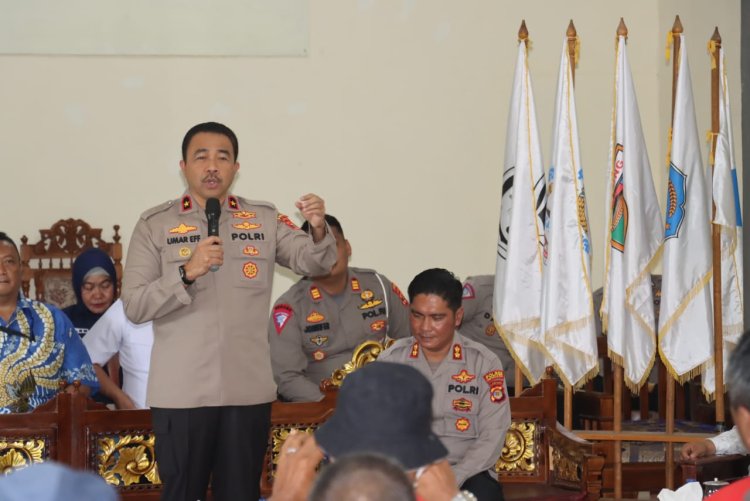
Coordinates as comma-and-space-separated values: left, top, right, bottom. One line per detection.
20, 218, 122, 309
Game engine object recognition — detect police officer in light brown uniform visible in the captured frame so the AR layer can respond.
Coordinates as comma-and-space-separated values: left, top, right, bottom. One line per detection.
379, 268, 510, 501
460, 275, 515, 378
269, 215, 410, 402
121, 122, 337, 501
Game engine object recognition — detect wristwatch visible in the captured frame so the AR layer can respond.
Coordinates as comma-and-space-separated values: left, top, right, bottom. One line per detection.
178, 265, 195, 285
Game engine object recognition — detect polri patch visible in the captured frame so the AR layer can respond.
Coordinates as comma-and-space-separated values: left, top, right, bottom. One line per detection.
483, 370, 506, 404
462, 283, 475, 299
273, 304, 293, 334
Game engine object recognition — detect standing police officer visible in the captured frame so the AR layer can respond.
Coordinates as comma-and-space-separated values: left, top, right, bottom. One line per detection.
269, 214, 410, 402
122, 122, 337, 501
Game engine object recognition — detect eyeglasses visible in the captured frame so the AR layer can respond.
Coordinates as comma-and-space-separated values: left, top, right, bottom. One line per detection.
81, 279, 113, 293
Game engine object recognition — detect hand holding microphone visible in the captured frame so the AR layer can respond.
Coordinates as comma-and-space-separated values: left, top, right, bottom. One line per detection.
181, 198, 223, 283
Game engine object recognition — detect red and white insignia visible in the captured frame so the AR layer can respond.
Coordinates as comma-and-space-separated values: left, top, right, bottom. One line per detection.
243, 246, 259, 256
310, 286, 322, 301
233, 221, 262, 230
409, 342, 420, 359
351, 278, 361, 292
452, 398, 473, 412
273, 304, 293, 334
485, 324, 497, 336
242, 261, 258, 279
452, 344, 463, 361
452, 369, 476, 384
228, 196, 239, 210
462, 283, 475, 299
312, 350, 326, 361
233, 211, 256, 219
483, 370, 506, 404
455, 417, 471, 432
181, 195, 192, 212
392, 283, 408, 306
306, 311, 325, 323
278, 214, 299, 230
370, 320, 386, 333
169, 223, 198, 234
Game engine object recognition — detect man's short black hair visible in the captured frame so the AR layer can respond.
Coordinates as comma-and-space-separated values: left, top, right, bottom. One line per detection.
407, 268, 462, 312
727, 330, 750, 412
0, 232, 19, 256
309, 453, 415, 501
181, 122, 239, 161
301, 214, 344, 237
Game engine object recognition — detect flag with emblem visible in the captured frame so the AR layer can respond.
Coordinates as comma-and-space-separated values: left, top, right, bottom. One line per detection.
600, 35, 663, 392
540, 38, 597, 389
703, 45, 744, 399
493, 36, 549, 384
658, 35, 713, 385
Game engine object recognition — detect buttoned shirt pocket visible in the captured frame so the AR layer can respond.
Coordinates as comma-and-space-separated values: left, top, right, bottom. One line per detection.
162, 244, 206, 291
441, 414, 479, 439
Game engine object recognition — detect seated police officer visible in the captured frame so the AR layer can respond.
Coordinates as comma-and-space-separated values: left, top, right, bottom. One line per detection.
269, 215, 410, 402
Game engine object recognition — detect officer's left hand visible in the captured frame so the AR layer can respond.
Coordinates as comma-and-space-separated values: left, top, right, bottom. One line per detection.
295, 193, 326, 241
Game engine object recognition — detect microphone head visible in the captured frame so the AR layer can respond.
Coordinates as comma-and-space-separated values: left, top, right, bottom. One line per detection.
206, 197, 221, 217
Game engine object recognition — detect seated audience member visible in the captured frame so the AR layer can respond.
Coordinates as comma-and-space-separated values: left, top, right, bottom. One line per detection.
308, 453, 415, 501
0, 232, 98, 412
269, 214, 410, 402
63, 248, 117, 338
460, 275, 515, 378
83, 298, 153, 409
681, 426, 747, 460
379, 268, 510, 501
271, 362, 470, 501
688, 330, 750, 499
0, 461, 118, 501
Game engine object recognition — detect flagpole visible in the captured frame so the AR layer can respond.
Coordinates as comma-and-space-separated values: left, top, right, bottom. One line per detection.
664, 14, 684, 491
612, 20, 626, 498
513, 19, 529, 398
562, 18, 578, 431
709, 27, 726, 431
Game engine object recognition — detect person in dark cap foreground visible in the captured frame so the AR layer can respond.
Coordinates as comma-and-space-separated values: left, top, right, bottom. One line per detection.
0, 462, 117, 501
270, 362, 474, 501
308, 453, 415, 501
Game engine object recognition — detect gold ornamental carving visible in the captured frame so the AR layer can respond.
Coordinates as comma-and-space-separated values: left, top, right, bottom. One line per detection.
328, 339, 393, 388
97, 433, 161, 486
552, 447, 580, 483
0, 439, 46, 474
270, 426, 315, 474
495, 422, 536, 473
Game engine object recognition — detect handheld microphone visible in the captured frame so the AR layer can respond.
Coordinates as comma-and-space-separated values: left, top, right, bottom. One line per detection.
206, 197, 221, 272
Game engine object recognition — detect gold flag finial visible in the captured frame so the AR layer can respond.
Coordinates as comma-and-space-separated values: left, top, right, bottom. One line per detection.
518, 20, 529, 46
567, 20, 577, 40
672, 15, 683, 35
617, 18, 628, 38
711, 27, 721, 44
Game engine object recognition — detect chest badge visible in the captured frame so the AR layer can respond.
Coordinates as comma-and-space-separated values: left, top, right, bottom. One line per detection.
312, 350, 326, 361
306, 311, 325, 323
179, 247, 192, 258
233, 211, 256, 219
359, 290, 383, 310
452, 398, 473, 413
370, 320, 386, 333
234, 221, 262, 230
451, 369, 476, 384
309, 335, 328, 346
485, 324, 497, 336
242, 246, 259, 256
169, 223, 197, 234
242, 261, 258, 279
455, 417, 471, 432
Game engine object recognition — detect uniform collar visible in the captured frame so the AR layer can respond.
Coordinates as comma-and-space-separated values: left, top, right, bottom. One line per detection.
409, 333, 466, 364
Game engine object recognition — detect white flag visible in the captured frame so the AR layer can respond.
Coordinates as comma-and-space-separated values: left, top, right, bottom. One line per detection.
540, 38, 598, 389
494, 40, 549, 384
658, 35, 713, 384
601, 36, 663, 392
702, 45, 744, 399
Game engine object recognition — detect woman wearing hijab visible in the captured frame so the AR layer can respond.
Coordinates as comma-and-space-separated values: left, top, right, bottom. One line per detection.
63, 248, 117, 338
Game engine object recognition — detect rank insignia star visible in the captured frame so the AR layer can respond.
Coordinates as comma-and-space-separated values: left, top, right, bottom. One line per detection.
228, 196, 239, 210
409, 342, 419, 359
451, 369, 476, 384
181, 195, 192, 211
452, 344, 463, 361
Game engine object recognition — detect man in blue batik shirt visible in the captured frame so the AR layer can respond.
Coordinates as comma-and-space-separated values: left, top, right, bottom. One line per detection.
0, 232, 98, 413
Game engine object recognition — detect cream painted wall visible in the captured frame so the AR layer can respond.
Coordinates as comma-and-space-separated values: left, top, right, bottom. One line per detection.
0, 0, 741, 304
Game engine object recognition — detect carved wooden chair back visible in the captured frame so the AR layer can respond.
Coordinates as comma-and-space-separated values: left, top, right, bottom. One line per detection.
20, 219, 122, 309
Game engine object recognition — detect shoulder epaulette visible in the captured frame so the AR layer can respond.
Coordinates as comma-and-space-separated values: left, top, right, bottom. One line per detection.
140, 200, 176, 220
349, 266, 378, 275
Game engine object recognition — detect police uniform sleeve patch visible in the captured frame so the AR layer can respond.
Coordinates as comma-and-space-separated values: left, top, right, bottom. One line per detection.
278, 213, 300, 230
462, 283, 475, 300
272, 304, 293, 334
483, 370, 506, 403
392, 283, 408, 306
